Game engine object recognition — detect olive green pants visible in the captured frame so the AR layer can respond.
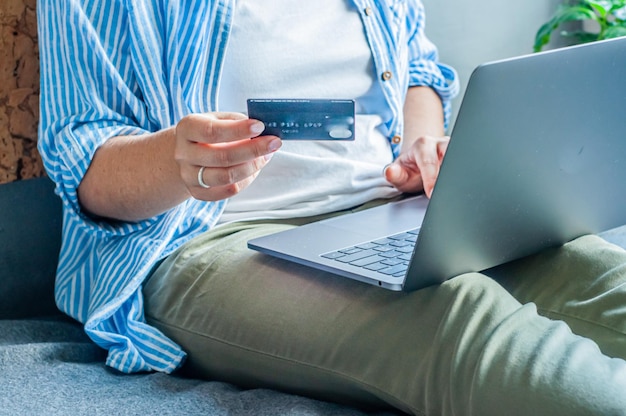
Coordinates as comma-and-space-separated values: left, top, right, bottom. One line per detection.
143, 210, 626, 415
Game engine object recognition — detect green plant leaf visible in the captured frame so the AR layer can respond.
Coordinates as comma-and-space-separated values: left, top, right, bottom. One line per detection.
584, 0, 608, 18
556, 5, 600, 23
601, 25, 626, 38
609, 0, 626, 14
534, 22, 557, 51
533, 6, 599, 51
535, 0, 626, 51
612, 4, 626, 19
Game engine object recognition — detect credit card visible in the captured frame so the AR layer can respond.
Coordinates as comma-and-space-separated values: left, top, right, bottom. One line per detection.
247, 99, 355, 140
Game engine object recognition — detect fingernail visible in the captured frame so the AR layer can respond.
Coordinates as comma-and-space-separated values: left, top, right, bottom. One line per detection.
251, 121, 265, 135
264, 152, 274, 162
268, 138, 282, 152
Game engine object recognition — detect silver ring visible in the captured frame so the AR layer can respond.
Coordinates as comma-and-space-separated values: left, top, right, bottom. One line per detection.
197, 166, 210, 189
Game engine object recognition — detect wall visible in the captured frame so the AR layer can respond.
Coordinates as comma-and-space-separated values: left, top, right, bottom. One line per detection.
0, 1, 567, 184
421, 0, 566, 125
0, 0, 43, 184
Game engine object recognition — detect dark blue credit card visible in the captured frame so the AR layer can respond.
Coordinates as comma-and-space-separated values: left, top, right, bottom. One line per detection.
247, 99, 355, 140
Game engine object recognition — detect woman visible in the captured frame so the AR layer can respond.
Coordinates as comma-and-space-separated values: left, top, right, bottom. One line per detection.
38, 0, 626, 414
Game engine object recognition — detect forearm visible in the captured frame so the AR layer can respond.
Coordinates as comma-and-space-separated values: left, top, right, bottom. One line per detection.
78, 128, 191, 223
402, 86, 445, 148
384, 86, 448, 197
78, 114, 279, 223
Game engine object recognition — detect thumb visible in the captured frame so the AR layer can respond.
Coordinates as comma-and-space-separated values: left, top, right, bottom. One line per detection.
384, 162, 409, 186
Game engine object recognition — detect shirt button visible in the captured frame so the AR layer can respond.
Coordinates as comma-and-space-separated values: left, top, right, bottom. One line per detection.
381, 71, 393, 81
364, 7, 373, 16
392, 135, 402, 144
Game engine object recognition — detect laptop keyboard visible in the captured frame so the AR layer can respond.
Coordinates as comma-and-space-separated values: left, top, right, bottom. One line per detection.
321, 228, 420, 277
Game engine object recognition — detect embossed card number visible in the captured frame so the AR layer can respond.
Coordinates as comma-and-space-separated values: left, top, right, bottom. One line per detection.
247, 99, 355, 140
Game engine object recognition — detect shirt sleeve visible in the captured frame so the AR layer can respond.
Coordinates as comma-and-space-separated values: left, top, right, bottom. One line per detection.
405, 0, 459, 129
37, 0, 159, 235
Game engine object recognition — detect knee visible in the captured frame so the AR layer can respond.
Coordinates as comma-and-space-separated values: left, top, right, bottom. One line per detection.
424, 273, 525, 363
441, 273, 521, 321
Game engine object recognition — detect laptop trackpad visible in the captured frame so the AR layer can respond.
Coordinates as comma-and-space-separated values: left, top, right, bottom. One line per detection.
249, 196, 429, 257
319, 195, 428, 237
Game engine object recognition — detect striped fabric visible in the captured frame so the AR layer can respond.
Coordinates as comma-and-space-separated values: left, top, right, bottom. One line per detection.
37, 0, 458, 373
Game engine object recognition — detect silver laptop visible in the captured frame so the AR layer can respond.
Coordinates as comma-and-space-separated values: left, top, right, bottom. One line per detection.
248, 36, 626, 291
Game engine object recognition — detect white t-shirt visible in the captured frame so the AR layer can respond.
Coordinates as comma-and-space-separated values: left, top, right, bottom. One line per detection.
217, 0, 399, 222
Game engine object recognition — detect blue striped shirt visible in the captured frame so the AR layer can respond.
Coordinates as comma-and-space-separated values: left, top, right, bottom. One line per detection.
37, 0, 458, 373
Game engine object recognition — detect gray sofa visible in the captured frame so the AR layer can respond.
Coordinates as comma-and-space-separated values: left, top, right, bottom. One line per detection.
0, 177, 402, 415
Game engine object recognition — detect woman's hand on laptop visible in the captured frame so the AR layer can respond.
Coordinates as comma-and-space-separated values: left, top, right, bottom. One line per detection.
384, 135, 449, 198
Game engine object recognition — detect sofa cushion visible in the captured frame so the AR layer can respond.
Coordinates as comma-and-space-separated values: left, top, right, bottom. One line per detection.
0, 176, 61, 318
